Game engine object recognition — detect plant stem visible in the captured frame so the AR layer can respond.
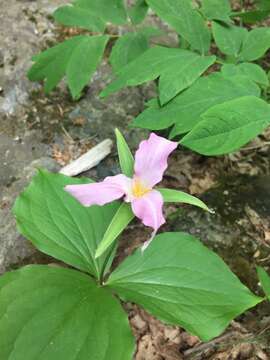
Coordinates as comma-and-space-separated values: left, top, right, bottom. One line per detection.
239, 0, 244, 27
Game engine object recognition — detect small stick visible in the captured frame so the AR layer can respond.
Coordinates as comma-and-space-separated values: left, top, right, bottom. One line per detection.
183, 331, 246, 358
60, 139, 113, 176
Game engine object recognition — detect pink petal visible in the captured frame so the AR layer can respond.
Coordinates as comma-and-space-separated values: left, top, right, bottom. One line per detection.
134, 133, 177, 188
65, 174, 132, 206
131, 189, 165, 232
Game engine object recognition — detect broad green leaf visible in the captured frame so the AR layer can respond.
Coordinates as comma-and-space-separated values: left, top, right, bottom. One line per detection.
28, 35, 108, 99
158, 188, 211, 212
128, 0, 149, 24
222, 63, 269, 87
181, 96, 270, 155
107, 232, 262, 341
201, 0, 231, 22
101, 47, 211, 98
132, 73, 260, 136
240, 27, 270, 61
257, 267, 270, 299
212, 22, 248, 57
95, 203, 134, 259
53, 5, 106, 32
110, 33, 148, 74
74, 0, 127, 25
147, 0, 210, 54
159, 54, 216, 105
66, 36, 109, 99
0, 266, 135, 360
115, 128, 134, 177
13, 170, 120, 279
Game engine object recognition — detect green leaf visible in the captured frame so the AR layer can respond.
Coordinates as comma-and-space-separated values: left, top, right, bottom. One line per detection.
28, 35, 108, 99
240, 27, 270, 61
110, 32, 149, 74
110, 33, 148, 74
212, 21, 248, 57
101, 47, 212, 98
139, 26, 164, 38
115, 128, 134, 177
232, 0, 270, 23
159, 54, 216, 105
74, 0, 127, 25
257, 266, 270, 299
66, 36, 109, 99
158, 188, 212, 212
221, 63, 269, 87
0, 265, 135, 360
232, 9, 270, 24
107, 232, 262, 341
128, 0, 149, 24
132, 73, 260, 136
95, 203, 134, 259
53, 5, 106, 32
13, 170, 120, 279
201, 0, 231, 22
147, 0, 211, 54
257, 0, 270, 10
181, 96, 270, 155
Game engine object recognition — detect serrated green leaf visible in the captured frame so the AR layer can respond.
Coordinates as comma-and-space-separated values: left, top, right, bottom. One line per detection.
115, 128, 134, 177
28, 35, 108, 99
74, 0, 127, 25
13, 170, 120, 279
159, 54, 216, 105
221, 63, 269, 87
110, 27, 163, 74
128, 0, 149, 24
181, 96, 270, 155
158, 188, 211, 212
101, 47, 212, 98
147, 0, 211, 54
107, 232, 262, 341
95, 203, 134, 259
66, 35, 109, 99
28, 36, 83, 94
132, 73, 260, 136
53, 5, 106, 32
240, 27, 270, 61
0, 266, 135, 360
201, 0, 231, 22
110, 32, 149, 74
212, 22, 248, 57
257, 266, 270, 299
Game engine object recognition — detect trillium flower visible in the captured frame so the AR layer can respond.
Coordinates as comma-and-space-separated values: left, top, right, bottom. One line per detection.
65, 133, 177, 250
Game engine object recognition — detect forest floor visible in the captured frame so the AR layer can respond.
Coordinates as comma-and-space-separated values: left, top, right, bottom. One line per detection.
0, 0, 270, 359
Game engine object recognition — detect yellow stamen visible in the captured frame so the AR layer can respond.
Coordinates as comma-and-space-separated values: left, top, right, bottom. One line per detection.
132, 178, 150, 198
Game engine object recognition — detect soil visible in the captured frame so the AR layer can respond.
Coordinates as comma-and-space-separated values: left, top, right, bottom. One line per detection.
0, 0, 270, 359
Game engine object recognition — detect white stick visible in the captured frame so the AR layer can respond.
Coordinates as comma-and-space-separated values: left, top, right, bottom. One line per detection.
60, 139, 113, 176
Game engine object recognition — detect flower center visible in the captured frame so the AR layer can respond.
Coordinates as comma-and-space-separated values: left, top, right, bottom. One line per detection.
132, 178, 151, 198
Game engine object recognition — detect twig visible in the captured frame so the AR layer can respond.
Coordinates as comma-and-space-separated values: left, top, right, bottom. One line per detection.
60, 139, 113, 176
183, 331, 246, 358
61, 125, 74, 143
240, 141, 270, 151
